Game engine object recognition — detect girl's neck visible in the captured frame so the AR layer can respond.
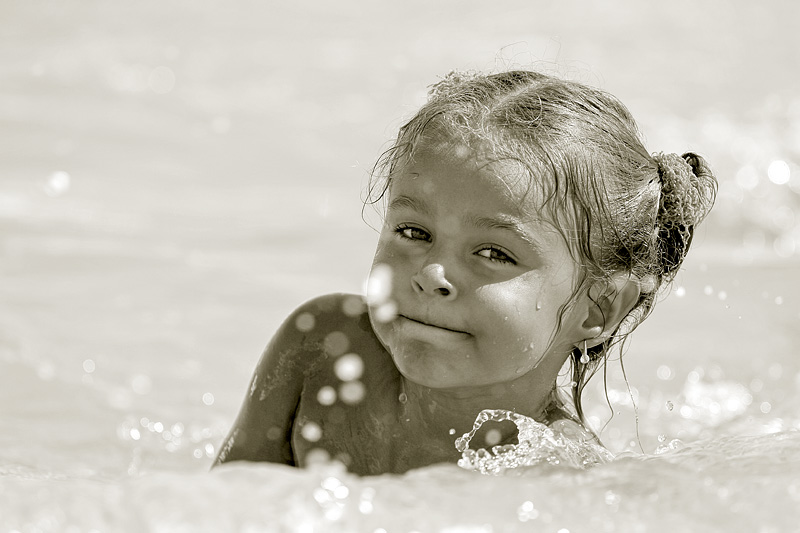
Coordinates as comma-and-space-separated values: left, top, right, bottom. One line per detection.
396, 373, 557, 445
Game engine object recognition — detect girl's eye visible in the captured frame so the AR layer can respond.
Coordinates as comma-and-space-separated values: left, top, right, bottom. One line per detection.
395, 225, 431, 242
476, 246, 516, 265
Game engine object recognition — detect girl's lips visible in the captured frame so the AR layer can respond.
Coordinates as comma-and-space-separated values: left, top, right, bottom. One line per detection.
399, 314, 470, 335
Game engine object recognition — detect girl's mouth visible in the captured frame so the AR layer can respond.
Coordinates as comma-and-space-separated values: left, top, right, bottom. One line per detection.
399, 314, 470, 335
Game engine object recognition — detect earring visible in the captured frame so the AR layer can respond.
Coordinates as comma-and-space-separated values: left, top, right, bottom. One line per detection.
579, 340, 590, 364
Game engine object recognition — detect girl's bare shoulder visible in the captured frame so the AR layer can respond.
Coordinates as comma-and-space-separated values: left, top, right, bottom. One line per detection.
288, 293, 375, 345
290, 293, 395, 381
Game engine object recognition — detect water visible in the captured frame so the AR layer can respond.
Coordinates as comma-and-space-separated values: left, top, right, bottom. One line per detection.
455, 410, 614, 473
2, 0, 800, 531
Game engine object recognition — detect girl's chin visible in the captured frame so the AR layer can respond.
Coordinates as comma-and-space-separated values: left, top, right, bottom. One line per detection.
392, 359, 497, 391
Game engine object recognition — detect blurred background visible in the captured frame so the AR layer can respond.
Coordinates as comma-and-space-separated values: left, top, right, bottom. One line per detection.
1, 0, 799, 478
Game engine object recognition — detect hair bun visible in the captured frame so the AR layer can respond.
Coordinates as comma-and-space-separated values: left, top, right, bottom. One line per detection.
652, 152, 717, 277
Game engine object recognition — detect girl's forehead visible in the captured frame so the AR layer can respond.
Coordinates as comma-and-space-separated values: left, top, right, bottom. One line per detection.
392, 141, 543, 215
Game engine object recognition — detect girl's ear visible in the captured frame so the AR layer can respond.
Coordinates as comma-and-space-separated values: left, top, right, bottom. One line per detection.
579, 273, 643, 348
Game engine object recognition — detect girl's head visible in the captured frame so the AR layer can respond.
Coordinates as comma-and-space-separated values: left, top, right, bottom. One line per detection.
366, 70, 716, 423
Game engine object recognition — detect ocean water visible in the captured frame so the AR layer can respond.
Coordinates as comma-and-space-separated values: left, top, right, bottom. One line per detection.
2, 0, 800, 531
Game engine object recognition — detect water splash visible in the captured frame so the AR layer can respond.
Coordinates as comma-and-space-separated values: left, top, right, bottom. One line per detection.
455, 409, 613, 475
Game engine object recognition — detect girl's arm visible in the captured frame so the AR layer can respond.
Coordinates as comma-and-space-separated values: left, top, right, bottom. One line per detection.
211, 299, 328, 467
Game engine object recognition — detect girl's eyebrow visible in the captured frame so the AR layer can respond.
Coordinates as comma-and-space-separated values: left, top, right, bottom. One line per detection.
387, 195, 430, 215
469, 214, 544, 251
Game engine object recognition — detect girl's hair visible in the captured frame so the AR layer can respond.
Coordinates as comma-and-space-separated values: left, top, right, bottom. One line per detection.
366, 70, 717, 427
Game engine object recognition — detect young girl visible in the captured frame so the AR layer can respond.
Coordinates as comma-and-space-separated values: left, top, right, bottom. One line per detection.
213, 70, 716, 475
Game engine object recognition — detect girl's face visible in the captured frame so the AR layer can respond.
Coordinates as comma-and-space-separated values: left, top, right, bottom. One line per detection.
368, 141, 585, 390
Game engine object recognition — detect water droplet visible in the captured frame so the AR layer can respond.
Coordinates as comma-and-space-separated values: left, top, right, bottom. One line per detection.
339, 381, 365, 404
82, 359, 96, 373
535, 302, 542, 311
266, 426, 283, 440
484, 428, 502, 446
295, 312, 316, 332
202, 392, 215, 406
398, 392, 408, 403
373, 301, 397, 323
301, 421, 323, 442
517, 500, 539, 521
323, 331, 350, 356
449, 428, 456, 435
768, 160, 791, 185
365, 263, 393, 305
306, 448, 331, 466
249, 374, 259, 397
675, 286, 686, 297
317, 385, 337, 406
342, 295, 365, 316
334, 353, 364, 381
359, 498, 374, 514
703, 285, 713, 296
656, 365, 673, 381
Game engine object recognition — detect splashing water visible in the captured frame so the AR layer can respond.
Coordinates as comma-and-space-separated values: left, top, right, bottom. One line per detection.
456, 409, 614, 474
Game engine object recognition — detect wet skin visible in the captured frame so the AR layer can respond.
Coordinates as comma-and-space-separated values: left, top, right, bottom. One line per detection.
213, 293, 479, 474
213, 293, 589, 475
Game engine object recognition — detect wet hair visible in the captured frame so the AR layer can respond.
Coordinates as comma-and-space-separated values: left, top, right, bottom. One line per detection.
366, 70, 717, 427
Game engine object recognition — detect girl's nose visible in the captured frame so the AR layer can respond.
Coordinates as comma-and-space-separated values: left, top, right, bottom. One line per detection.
411, 263, 457, 299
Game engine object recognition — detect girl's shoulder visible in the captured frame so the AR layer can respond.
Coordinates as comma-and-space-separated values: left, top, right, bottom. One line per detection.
290, 293, 368, 322
287, 293, 374, 343
285, 293, 389, 370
